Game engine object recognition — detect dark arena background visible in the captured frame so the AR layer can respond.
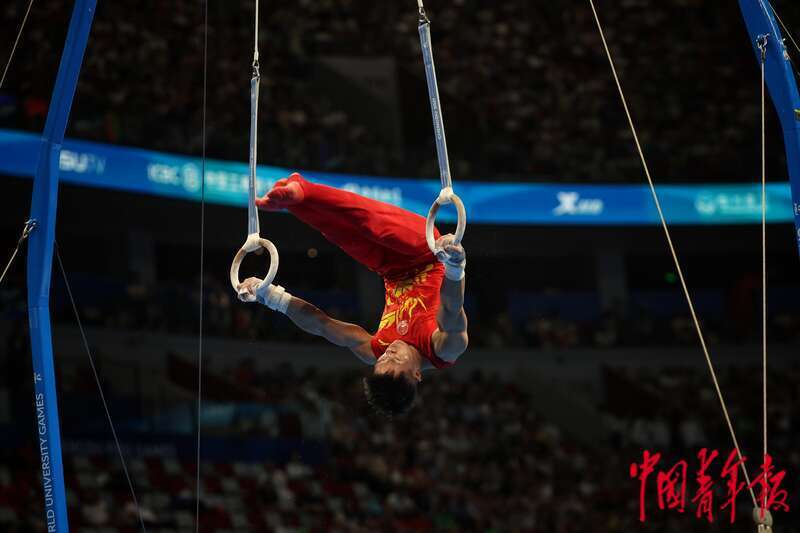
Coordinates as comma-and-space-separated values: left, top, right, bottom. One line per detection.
2, 0, 800, 532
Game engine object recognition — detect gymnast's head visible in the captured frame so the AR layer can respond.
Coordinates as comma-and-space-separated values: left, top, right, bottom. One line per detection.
363, 340, 422, 417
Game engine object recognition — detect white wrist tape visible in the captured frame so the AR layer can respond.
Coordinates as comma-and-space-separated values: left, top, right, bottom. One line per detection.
444, 259, 466, 282
256, 284, 292, 313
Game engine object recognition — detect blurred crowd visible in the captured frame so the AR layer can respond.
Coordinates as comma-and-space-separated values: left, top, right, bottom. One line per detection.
0, 366, 732, 533
0, 0, 394, 176
3, 0, 799, 181
2, 264, 799, 350
8, 360, 793, 532
480, 305, 800, 350
27, 269, 800, 349
602, 363, 799, 455
601, 363, 800, 528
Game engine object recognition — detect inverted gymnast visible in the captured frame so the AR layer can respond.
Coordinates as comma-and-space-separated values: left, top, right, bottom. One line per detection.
237, 173, 468, 417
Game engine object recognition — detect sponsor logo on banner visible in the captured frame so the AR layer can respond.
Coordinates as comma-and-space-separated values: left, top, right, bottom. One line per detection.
148, 160, 270, 198
59, 149, 106, 174
181, 164, 201, 192
4, 129, 799, 225
205, 169, 251, 195
695, 192, 762, 217
147, 163, 181, 186
148, 163, 203, 193
552, 192, 604, 216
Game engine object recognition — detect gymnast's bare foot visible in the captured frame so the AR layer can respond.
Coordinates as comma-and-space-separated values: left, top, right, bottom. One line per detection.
256, 174, 305, 210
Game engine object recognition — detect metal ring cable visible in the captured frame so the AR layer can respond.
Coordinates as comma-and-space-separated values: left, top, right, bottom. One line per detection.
195, 0, 209, 529
758, 33, 769, 517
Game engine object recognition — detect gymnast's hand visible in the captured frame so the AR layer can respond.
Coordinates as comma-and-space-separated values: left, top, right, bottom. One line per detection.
237, 277, 265, 303
236, 277, 292, 314
435, 234, 465, 264
435, 234, 466, 282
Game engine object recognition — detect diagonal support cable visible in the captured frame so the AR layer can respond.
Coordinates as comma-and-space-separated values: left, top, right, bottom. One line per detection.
766, 1, 800, 56
587, 0, 758, 507
54, 242, 147, 532
0, 219, 36, 286
768, 3, 800, 92
0, 0, 35, 89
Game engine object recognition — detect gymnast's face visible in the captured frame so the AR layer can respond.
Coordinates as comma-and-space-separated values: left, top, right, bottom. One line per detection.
374, 340, 422, 383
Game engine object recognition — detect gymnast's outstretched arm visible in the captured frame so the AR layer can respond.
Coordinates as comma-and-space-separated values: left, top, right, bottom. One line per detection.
238, 277, 375, 365
431, 235, 469, 362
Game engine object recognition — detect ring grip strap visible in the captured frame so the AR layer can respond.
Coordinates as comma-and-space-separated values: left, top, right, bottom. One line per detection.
418, 20, 451, 192
232, 50, 280, 299
418, 9, 466, 257
230, 236, 279, 300
247, 75, 261, 237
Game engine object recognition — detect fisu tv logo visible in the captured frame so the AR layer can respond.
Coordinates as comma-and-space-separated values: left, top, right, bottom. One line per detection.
553, 192, 604, 216
59, 149, 106, 175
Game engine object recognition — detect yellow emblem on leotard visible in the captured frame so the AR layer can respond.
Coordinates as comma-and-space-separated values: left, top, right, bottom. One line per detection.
377, 265, 434, 332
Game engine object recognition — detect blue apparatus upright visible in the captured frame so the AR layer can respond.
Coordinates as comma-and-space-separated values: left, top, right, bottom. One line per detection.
26, 1, 97, 531
738, 0, 800, 256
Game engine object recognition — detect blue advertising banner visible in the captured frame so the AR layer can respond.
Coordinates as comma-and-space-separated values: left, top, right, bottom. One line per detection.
0, 128, 795, 226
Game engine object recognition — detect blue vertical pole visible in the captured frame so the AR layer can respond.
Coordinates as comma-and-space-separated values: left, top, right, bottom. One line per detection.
738, 0, 800, 257
26, 1, 96, 531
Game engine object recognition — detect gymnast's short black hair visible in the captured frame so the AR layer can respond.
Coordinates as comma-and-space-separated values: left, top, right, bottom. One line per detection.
363, 373, 417, 418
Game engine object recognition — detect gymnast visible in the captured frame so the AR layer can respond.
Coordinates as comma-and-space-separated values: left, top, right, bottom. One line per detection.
237, 173, 468, 416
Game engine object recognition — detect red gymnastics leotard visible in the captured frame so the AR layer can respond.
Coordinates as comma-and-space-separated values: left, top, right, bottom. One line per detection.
279, 173, 453, 369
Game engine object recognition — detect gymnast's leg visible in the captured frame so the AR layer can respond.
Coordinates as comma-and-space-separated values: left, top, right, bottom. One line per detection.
257, 173, 439, 276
